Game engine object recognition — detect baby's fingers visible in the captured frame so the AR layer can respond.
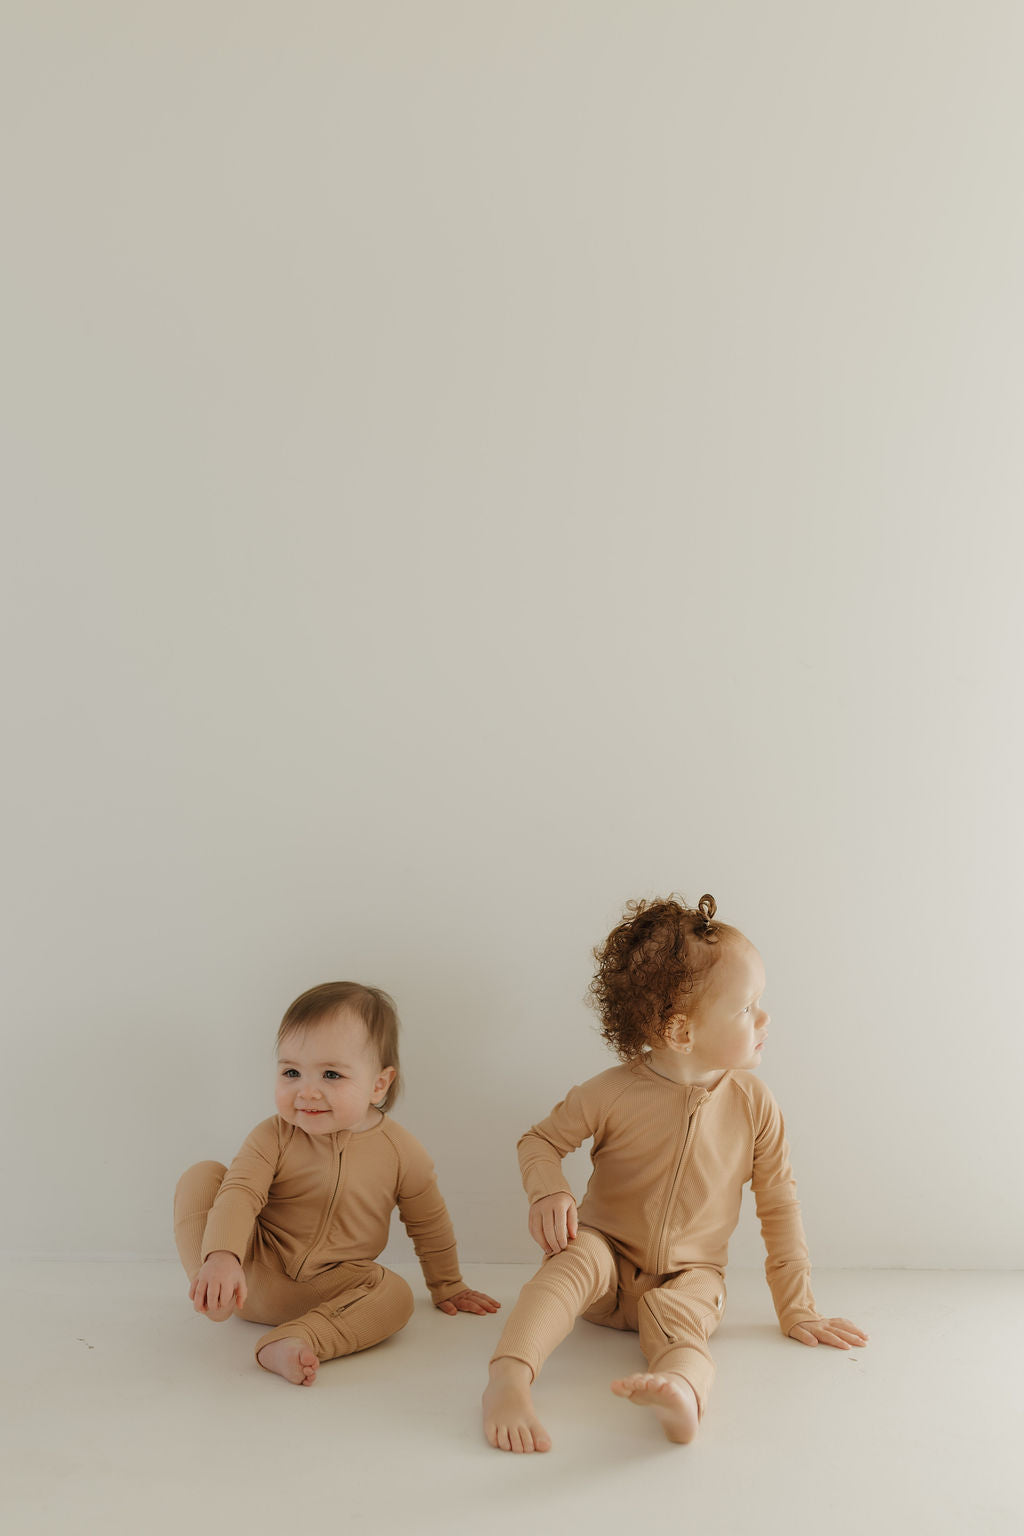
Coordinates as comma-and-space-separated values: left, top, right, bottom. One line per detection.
528, 1207, 550, 1251
831, 1317, 869, 1342
831, 1327, 868, 1347
542, 1209, 563, 1254
463, 1291, 501, 1313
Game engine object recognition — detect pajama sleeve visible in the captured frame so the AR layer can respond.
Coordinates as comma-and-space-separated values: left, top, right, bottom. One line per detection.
517, 1078, 613, 1205
750, 1091, 823, 1336
395, 1137, 466, 1306
200, 1117, 281, 1264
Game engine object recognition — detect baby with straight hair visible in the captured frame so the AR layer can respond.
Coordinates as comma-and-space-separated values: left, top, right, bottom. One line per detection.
175, 981, 497, 1385
483, 895, 868, 1451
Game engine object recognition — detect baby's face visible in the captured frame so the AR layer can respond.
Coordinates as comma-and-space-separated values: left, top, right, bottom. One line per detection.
275, 1010, 396, 1135
686, 936, 770, 1072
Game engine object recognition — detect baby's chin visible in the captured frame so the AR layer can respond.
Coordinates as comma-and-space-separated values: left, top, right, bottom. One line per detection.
283, 1109, 337, 1132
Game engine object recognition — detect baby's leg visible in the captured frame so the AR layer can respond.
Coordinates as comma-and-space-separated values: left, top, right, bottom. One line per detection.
614, 1266, 725, 1443
174, 1160, 251, 1321
484, 1228, 618, 1453
173, 1161, 227, 1285
253, 1261, 414, 1386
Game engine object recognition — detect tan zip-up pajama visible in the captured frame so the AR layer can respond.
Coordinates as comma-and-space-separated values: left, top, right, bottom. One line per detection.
491, 1060, 824, 1415
174, 1115, 466, 1366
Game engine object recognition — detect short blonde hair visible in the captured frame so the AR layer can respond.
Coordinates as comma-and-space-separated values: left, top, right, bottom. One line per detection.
276, 981, 401, 1111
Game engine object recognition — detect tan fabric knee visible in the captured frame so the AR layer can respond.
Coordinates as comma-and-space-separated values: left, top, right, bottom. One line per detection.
636, 1266, 726, 1418
256, 1263, 415, 1364
173, 1161, 228, 1282
490, 1227, 619, 1380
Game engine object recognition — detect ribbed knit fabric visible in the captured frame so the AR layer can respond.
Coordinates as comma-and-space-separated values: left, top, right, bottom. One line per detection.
490, 1059, 823, 1410
175, 1161, 416, 1363
188, 1113, 465, 1306
490, 1228, 725, 1414
173, 1112, 466, 1367
515, 1060, 821, 1337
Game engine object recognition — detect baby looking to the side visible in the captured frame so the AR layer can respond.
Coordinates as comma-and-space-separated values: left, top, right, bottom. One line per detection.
174, 981, 497, 1385
483, 894, 868, 1451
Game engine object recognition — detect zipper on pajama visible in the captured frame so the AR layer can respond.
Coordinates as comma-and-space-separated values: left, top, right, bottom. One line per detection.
654, 1093, 708, 1275
295, 1149, 345, 1280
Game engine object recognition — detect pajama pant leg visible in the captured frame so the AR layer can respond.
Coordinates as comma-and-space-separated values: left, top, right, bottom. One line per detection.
634, 1266, 726, 1419
173, 1160, 415, 1367
247, 1261, 415, 1365
489, 1227, 619, 1381
174, 1160, 229, 1280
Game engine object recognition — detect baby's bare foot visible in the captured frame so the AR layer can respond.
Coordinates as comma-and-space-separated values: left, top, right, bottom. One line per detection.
257, 1338, 319, 1386
610, 1371, 700, 1444
483, 1358, 551, 1453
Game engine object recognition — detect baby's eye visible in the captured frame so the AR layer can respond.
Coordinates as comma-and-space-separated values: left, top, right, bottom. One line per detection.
281, 1068, 300, 1078
323, 1071, 344, 1080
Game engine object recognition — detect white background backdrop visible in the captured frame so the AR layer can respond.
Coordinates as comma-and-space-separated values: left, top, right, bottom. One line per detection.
3, 1, 1022, 1272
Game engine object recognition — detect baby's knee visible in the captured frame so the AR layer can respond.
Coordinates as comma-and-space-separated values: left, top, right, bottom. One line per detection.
378, 1268, 415, 1328
173, 1162, 227, 1232
175, 1160, 227, 1199
547, 1227, 617, 1284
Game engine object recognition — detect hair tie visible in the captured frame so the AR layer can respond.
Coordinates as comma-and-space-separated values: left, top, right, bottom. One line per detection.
696, 893, 718, 934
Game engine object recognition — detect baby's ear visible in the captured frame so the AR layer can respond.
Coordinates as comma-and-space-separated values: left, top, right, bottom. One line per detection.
661, 1015, 689, 1049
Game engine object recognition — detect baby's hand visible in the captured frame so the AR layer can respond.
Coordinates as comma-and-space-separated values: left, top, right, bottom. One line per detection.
788, 1317, 869, 1350
435, 1289, 501, 1316
189, 1251, 247, 1321
528, 1193, 578, 1255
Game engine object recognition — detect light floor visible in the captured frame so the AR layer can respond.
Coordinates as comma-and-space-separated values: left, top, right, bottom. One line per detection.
1, 1263, 1019, 1536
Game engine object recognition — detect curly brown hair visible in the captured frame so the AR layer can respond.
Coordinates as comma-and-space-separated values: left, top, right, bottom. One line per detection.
587, 894, 729, 1061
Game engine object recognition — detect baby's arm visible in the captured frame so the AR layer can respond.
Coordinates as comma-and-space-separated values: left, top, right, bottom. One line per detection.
190, 1250, 247, 1321
751, 1088, 869, 1348
394, 1131, 499, 1317
517, 1078, 612, 1253
186, 1118, 279, 1321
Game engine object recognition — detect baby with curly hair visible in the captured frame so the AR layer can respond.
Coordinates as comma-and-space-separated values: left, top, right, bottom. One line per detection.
482, 896, 868, 1451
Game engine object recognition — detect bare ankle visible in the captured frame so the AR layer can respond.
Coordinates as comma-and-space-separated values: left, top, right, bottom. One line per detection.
488, 1357, 533, 1385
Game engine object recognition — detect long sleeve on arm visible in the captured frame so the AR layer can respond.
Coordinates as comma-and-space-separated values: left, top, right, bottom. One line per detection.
395, 1140, 465, 1305
517, 1076, 622, 1205
201, 1117, 281, 1263
750, 1093, 822, 1336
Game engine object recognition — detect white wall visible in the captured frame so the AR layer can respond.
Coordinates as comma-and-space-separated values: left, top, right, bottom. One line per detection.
3, 2, 1022, 1271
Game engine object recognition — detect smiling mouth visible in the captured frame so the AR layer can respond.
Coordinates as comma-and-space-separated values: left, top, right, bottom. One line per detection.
298, 1108, 328, 1114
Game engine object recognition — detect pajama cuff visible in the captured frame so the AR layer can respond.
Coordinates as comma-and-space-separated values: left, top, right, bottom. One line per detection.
429, 1277, 468, 1306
